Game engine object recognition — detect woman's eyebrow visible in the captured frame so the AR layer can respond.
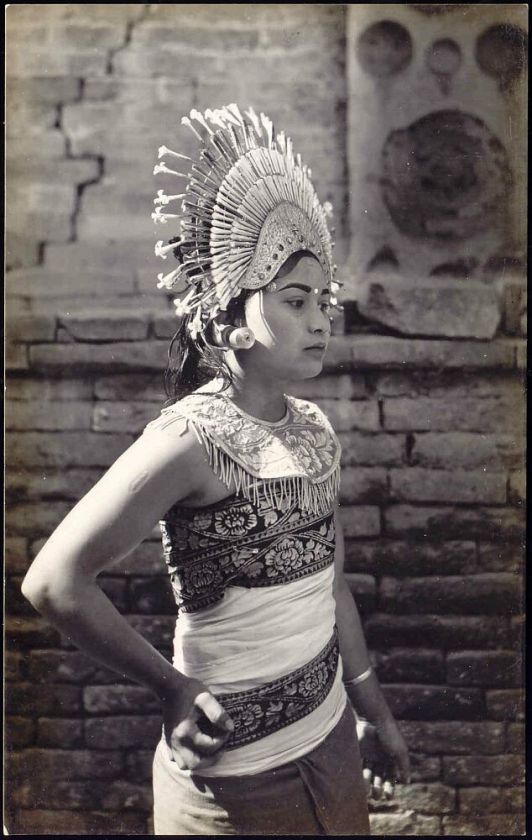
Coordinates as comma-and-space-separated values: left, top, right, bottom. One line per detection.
279, 283, 330, 294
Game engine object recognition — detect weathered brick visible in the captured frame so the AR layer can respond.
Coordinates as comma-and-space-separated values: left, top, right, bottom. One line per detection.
6, 376, 94, 402
8, 747, 124, 781
101, 781, 153, 811
321, 336, 353, 371
5, 401, 92, 431
408, 753, 442, 782
5, 432, 134, 468
5, 717, 36, 749
477, 543, 524, 573
486, 690, 525, 722
384, 505, 525, 543
384, 396, 519, 433
410, 432, 524, 471
7, 501, 73, 536
94, 372, 165, 401
369, 813, 441, 835
290, 374, 367, 400
5, 650, 27, 681
6, 341, 29, 371
6, 682, 81, 716
12, 778, 105, 810
126, 615, 176, 649
5, 129, 67, 160
85, 715, 162, 749
364, 613, 510, 650
459, 785, 524, 816
506, 723, 525, 754
6, 616, 62, 649
37, 718, 84, 748
98, 577, 128, 612
11, 809, 147, 835
380, 574, 522, 616
124, 749, 156, 783
5, 537, 29, 574
128, 577, 177, 615
393, 782, 455, 814
57, 311, 150, 341
30, 340, 168, 372
6, 575, 38, 616
442, 814, 525, 835
443, 755, 525, 786
338, 432, 406, 466
7, 468, 103, 501
5, 75, 81, 106
6, 315, 56, 342
340, 468, 387, 503
314, 398, 380, 431
28, 650, 99, 684
357, 277, 500, 339
345, 574, 376, 613
92, 401, 160, 433
349, 336, 515, 370
338, 505, 381, 537
7, 267, 135, 299
447, 651, 522, 688
389, 469, 507, 505
345, 540, 477, 576
83, 685, 160, 715
383, 684, 483, 720
373, 371, 522, 400
400, 722, 505, 755
374, 649, 445, 683
508, 471, 525, 505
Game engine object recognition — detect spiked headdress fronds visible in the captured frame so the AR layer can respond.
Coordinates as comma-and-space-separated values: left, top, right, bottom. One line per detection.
153, 104, 338, 336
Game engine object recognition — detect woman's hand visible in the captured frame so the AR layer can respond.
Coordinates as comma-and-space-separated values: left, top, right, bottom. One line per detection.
161, 677, 234, 772
356, 714, 411, 801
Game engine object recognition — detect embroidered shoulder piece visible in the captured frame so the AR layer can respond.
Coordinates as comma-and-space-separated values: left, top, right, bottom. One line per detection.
146, 390, 341, 515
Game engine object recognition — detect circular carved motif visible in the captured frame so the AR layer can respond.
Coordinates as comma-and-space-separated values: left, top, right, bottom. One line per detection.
356, 20, 412, 78
381, 110, 512, 240
476, 24, 527, 88
426, 38, 461, 76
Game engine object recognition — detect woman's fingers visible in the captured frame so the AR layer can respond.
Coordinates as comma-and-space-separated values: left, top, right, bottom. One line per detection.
362, 767, 372, 796
383, 779, 395, 800
174, 718, 227, 756
371, 773, 383, 800
194, 691, 234, 733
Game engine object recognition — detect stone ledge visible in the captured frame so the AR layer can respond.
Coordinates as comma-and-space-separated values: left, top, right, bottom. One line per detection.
356, 275, 501, 340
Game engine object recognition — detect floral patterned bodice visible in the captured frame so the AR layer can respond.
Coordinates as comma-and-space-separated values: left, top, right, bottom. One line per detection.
160, 489, 336, 613
146, 386, 342, 614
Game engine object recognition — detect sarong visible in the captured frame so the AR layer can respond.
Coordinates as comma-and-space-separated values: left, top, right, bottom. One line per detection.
152, 701, 370, 836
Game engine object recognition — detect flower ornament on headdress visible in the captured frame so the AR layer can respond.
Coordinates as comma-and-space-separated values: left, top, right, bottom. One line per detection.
152, 104, 341, 333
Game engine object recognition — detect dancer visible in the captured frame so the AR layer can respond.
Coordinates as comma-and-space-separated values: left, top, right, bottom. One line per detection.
22, 104, 410, 835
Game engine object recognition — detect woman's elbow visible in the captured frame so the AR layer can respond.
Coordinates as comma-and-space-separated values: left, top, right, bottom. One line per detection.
21, 566, 78, 615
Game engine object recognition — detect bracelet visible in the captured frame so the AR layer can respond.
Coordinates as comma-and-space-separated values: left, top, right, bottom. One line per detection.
343, 666, 373, 687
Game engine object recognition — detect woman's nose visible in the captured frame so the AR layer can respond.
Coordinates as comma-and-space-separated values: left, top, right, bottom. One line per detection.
309, 305, 330, 334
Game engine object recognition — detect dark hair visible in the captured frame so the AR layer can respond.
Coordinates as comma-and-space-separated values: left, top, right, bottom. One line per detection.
163, 249, 320, 403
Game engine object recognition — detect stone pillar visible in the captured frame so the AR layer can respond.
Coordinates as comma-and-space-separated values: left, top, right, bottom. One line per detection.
343, 4, 527, 340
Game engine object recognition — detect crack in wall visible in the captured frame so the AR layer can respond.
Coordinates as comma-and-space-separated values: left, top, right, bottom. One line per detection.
106, 4, 152, 74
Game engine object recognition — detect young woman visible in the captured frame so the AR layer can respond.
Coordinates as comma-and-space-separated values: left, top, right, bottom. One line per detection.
22, 105, 410, 836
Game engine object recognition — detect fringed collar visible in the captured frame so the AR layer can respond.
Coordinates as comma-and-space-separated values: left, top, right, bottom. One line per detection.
160, 388, 341, 515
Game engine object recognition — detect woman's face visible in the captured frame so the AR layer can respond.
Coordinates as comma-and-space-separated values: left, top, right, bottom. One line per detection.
242, 255, 332, 382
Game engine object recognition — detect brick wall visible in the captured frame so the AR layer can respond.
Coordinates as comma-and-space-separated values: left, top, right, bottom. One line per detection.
5, 4, 525, 836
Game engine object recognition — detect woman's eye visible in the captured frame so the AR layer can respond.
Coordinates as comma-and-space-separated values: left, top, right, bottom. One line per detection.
287, 299, 305, 309
320, 301, 332, 313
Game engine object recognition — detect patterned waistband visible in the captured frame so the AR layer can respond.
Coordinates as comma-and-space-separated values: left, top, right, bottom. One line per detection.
215, 629, 339, 751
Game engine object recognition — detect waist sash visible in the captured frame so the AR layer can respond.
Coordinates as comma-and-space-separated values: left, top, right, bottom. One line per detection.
215, 629, 339, 751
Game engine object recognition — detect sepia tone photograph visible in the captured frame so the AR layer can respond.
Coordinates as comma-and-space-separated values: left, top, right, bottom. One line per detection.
4, 3, 527, 836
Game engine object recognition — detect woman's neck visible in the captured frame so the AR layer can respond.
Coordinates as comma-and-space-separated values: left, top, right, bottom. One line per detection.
224, 376, 289, 423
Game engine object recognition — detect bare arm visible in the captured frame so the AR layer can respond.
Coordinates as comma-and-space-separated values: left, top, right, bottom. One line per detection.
333, 505, 411, 792
21, 422, 233, 769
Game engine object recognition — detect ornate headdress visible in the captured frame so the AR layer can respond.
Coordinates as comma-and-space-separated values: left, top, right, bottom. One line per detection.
152, 104, 340, 339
